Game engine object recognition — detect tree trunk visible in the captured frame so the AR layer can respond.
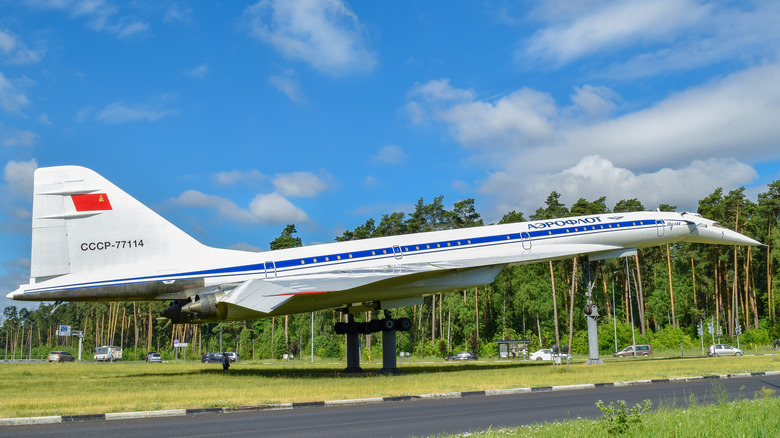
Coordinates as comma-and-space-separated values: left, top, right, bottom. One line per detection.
431, 294, 436, 345
147, 302, 153, 352
634, 254, 647, 336
549, 261, 561, 348
133, 302, 139, 351
666, 245, 676, 328
691, 256, 697, 307
600, 263, 611, 318
568, 258, 577, 352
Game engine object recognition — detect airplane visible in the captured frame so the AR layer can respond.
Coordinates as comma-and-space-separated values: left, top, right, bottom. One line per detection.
7, 166, 761, 371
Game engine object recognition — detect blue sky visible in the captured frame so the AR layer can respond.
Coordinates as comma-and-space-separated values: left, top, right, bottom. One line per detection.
3, 0, 780, 309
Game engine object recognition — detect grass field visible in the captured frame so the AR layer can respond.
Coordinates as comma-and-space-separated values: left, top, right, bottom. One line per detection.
1, 354, 778, 419
434, 391, 780, 437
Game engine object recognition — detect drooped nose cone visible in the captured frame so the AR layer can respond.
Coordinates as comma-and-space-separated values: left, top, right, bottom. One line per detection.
685, 223, 762, 246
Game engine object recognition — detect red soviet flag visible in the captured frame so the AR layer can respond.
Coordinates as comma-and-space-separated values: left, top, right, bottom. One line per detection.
71, 193, 112, 212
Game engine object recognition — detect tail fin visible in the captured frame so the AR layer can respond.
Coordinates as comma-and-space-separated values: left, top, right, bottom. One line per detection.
31, 166, 207, 282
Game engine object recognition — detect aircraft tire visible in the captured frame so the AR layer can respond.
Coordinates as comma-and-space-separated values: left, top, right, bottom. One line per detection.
368, 319, 383, 333
396, 317, 412, 331
346, 322, 359, 335
334, 322, 347, 334
380, 318, 395, 332
359, 322, 373, 335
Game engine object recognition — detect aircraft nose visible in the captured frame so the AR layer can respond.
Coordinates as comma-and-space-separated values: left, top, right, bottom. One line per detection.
685, 223, 761, 246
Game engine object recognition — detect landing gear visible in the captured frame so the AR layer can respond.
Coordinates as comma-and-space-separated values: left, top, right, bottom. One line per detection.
335, 310, 412, 374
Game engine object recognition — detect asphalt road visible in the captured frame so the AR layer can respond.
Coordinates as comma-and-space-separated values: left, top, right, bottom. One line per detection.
3, 374, 779, 438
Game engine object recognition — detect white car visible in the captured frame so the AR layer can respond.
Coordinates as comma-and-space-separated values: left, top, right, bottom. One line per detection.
708, 344, 743, 357
529, 348, 571, 361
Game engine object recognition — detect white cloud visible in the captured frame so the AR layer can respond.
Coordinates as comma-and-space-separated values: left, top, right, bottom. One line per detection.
518, 1, 780, 80
0, 28, 44, 64
27, 0, 150, 39
38, 113, 51, 125
173, 190, 257, 224
244, 0, 377, 75
214, 169, 266, 186
407, 62, 780, 218
0, 72, 30, 114
3, 129, 37, 146
568, 85, 620, 120
96, 96, 177, 124
185, 63, 210, 79
363, 176, 379, 187
521, 0, 711, 66
482, 156, 757, 215
249, 192, 309, 224
4, 159, 37, 197
164, 4, 195, 24
172, 189, 309, 225
269, 71, 306, 103
75, 106, 93, 122
272, 171, 329, 197
372, 145, 407, 165
408, 80, 557, 149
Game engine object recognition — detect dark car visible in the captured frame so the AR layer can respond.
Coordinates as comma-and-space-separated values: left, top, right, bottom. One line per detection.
445, 351, 477, 361
201, 352, 224, 363
48, 351, 75, 362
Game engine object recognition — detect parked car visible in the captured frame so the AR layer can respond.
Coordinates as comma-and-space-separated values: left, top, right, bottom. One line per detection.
48, 351, 75, 362
614, 344, 653, 357
145, 351, 158, 362
224, 352, 240, 362
146, 352, 162, 363
708, 344, 743, 357
529, 349, 571, 361
445, 351, 477, 361
201, 352, 224, 363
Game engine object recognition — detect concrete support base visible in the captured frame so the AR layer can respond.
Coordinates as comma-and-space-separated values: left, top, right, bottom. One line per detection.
380, 329, 399, 375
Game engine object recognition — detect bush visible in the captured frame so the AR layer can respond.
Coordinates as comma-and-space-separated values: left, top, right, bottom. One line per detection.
648, 326, 692, 350
742, 327, 771, 346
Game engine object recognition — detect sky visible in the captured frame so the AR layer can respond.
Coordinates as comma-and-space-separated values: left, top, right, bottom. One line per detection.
2, 0, 780, 310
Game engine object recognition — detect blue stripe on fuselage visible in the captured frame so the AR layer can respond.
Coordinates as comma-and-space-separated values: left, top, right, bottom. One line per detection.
21, 217, 671, 294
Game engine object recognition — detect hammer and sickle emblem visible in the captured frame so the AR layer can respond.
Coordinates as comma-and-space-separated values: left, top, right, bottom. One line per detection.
99, 195, 105, 202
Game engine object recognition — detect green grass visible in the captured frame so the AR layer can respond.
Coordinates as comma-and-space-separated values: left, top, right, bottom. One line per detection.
431, 386, 780, 437
0, 355, 778, 419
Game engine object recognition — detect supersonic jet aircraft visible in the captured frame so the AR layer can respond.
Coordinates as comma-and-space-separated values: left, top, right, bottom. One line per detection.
7, 166, 760, 360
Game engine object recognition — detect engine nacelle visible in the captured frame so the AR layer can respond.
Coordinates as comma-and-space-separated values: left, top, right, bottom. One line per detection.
181, 289, 223, 318
160, 287, 226, 323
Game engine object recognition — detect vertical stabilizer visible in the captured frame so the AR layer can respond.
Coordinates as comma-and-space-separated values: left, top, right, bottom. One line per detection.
30, 166, 207, 282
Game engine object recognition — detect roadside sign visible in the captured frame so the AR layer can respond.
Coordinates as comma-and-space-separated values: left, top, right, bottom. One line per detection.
57, 325, 71, 336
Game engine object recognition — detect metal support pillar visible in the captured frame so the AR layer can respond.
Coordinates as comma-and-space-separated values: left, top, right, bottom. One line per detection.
584, 261, 604, 365
344, 314, 362, 373
380, 329, 399, 374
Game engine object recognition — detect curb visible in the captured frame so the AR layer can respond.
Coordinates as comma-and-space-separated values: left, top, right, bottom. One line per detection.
3, 370, 779, 427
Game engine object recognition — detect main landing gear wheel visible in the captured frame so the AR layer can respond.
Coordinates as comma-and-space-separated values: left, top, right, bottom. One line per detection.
333, 318, 413, 335
335, 315, 413, 374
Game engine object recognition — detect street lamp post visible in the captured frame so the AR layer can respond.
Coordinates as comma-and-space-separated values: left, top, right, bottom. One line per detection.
612, 276, 617, 353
